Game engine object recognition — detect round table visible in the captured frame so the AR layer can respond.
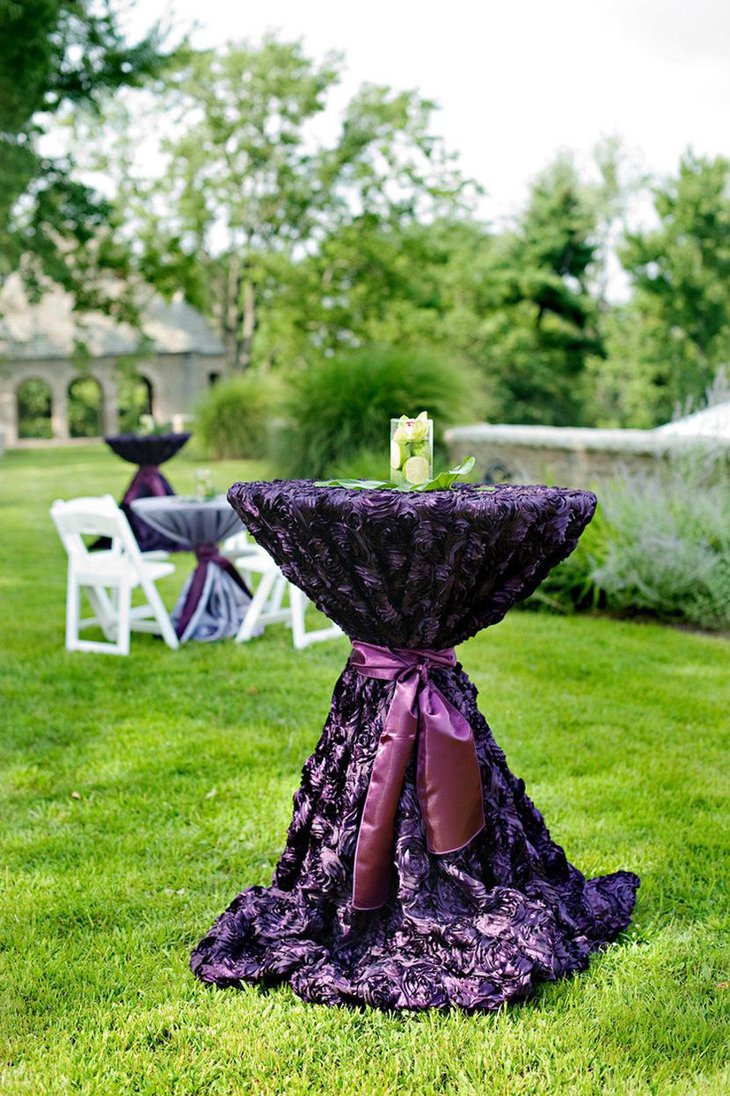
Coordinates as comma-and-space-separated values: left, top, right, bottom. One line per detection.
131, 495, 252, 643
105, 433, 191, 552
191, 480, 639, 1011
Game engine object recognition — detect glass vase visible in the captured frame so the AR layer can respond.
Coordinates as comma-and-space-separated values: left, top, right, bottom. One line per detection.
390, 414, 433, 485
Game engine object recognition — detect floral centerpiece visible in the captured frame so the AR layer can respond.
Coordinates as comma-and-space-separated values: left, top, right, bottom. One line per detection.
317, 410, 476, 491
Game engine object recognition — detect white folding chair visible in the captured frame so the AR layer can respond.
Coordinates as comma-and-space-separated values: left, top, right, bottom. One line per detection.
50, 494, 179, 655
222, 532, 343, 650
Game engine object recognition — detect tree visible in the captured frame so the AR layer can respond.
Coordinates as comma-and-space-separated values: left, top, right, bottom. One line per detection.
481, 158, 603, 425
618, 152, 730, 422
0, 0, 176, 312
87, 38, 478, 369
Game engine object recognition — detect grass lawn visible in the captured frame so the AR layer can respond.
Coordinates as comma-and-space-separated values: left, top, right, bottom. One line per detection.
1, 444, 728, 1095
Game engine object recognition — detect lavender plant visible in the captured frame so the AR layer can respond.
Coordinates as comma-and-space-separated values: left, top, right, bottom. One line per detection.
593, 448, 730, 630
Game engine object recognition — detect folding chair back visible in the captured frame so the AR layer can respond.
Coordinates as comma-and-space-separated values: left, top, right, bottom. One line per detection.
50, 495, 179, 655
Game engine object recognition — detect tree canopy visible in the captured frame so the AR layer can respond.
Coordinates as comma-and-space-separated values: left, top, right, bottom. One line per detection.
0, 0, 175, 310
2, 11, 728, 430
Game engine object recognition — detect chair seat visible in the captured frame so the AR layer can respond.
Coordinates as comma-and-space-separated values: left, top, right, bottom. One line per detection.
228, 545, 278, 573
74, 553, 175, 585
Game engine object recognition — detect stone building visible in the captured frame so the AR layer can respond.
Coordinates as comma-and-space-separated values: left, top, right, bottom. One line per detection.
0, 277, 227, 446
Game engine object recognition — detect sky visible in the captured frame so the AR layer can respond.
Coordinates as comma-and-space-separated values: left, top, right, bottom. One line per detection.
128, 0, 730, 227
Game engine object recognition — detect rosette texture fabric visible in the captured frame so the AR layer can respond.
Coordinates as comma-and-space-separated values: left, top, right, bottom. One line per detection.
191, 481, 639, 1011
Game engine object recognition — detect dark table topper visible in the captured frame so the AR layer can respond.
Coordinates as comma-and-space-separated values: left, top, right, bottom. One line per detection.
190, 480, 639, 1012
104, 432, 191, 553
131, 495, 252, 643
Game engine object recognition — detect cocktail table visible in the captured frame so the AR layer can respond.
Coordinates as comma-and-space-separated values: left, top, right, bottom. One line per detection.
191, 480, 639, 1010
131, 495, 251, 643
104, 432, 191, 552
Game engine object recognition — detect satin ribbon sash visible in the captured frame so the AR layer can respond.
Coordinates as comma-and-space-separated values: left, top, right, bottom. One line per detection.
175, 544, 252, 639
124, 464, 173, 502
349, 641, 485, 910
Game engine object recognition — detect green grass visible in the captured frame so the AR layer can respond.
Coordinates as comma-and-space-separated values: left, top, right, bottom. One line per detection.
0, 445, 728, 1095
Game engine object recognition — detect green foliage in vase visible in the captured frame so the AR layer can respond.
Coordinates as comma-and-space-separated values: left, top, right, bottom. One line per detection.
317, 457, 476, 493
195, 374, 281, 460
273, 347, 479, 479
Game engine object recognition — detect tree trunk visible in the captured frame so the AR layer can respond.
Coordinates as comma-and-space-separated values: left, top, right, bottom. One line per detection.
236, 278, 256, 371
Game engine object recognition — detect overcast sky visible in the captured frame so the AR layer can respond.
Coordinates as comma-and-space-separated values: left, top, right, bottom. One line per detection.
129, 0, 730, 226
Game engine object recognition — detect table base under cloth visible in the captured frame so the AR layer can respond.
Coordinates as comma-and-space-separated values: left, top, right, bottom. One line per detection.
173, 551, 253, 643
191, 659, 639, 1011
121, 466, 178, 554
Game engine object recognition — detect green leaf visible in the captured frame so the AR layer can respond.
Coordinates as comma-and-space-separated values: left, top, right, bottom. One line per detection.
409, 455, 476, 491
314, 478, 395, 489
314, 456, 477, 492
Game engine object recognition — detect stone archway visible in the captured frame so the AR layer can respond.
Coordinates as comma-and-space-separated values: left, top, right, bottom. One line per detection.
116, 371, 154, 433
17, 377, 53, 439
68, 375, 103, 438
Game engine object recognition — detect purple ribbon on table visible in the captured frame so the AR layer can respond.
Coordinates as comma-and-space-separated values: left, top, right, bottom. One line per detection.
124, 464, 174, 503
176, 544, 251, 640
349, 641, 485, 911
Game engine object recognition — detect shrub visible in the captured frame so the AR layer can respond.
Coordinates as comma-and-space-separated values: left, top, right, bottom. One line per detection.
17, 379, 52, 439
526, 504, 608, 613
593, 449, 730, 631
68, 377, 102, 437
525, 448, 730, 631
274, 347, 481, 478
195, 373, 280, 460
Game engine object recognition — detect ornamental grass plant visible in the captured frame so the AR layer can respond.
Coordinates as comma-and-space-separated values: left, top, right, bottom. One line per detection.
195, 373, 281, 459
273, 347, 480, 479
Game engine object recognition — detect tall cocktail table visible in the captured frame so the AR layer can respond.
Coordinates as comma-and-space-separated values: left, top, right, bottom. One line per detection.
131, 495, 251, 643
191, 480, 639, 1011
104, 432, 191, 553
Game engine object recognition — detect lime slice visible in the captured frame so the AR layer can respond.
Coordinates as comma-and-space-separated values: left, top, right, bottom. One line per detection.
404, 455, 430, 484
390, 439, 404, 470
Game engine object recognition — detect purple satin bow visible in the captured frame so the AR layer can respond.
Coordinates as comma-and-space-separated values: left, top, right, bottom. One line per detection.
349, 641, 485, 910
176, 544, 251, 640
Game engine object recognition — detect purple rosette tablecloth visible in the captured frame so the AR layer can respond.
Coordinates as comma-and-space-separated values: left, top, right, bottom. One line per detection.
191, 480, 639, 1011
131, 495, 252, 643
105, 433, 191, 552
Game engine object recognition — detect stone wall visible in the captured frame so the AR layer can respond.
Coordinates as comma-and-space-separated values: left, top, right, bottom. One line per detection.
0, 351, 226, 446
445, 423, 730, 488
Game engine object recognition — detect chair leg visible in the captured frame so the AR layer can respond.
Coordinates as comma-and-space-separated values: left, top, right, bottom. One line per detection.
116, 581, 131, 656
289, 583, 344, 650
270, 574, 286, 611
139, 576, 179, 650
66, 568, 81, 651
235, 567, 279, 642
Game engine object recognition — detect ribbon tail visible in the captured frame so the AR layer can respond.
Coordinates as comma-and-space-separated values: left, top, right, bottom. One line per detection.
352, 678, 419, 910
175, 559, 210, 640
213, 553, 252, 597
417, 686, 485, 855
